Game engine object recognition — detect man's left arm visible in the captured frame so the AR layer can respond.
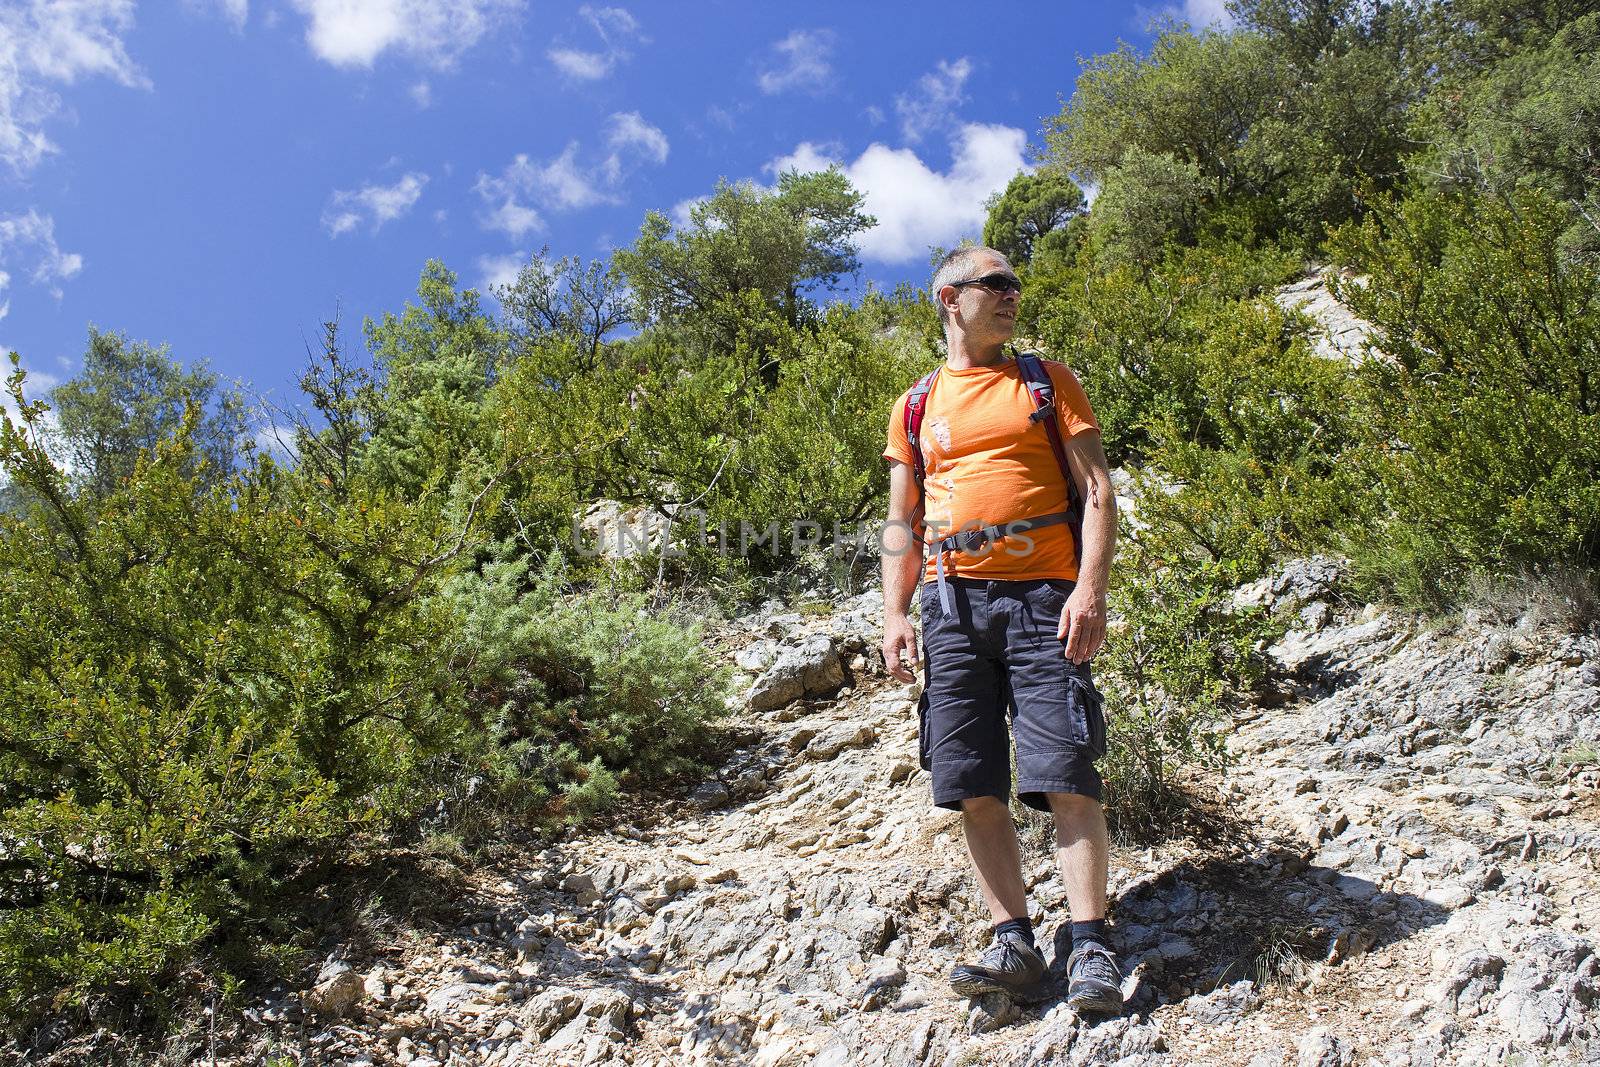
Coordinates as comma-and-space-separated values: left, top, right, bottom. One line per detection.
1056, 429, 1116, 664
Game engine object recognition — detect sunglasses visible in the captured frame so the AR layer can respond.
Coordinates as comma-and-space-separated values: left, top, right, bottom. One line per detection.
948, 272, 1022, 295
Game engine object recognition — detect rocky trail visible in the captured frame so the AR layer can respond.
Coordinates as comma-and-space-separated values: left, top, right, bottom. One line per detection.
208, 564, 1598, 1067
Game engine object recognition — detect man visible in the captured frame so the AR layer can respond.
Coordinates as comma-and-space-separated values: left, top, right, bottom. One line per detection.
879, 245, 1122, 1015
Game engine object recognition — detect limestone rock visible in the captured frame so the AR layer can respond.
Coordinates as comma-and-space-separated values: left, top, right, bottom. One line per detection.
857, 957, 907, 1010
966, 991, 1017, 1034
307, 961, 365, 1018
804, 722, 876, 761
1296, 1027, 1353, 1067
1273, 271, 1376, 363
749, 635, 846, 712
1187, 980, 1260, 1025
424, 980, 509, 1019
1440, 951, 1505, 1014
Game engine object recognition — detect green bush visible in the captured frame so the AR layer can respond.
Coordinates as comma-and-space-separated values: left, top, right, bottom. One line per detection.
441, 548, 729, 827
1330, 189, 1600, 604
1024, 238, 1304, 466
0, 344, 727, 1034
1096, 538, 1281, 840
1089, 147, 1208, 269
1420, 11, 1600, 259
495, 288, 928, 587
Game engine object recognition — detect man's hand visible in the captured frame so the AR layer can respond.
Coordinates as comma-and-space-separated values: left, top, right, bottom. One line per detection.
1057, 585, 1107, 664
883, 615, 920, 683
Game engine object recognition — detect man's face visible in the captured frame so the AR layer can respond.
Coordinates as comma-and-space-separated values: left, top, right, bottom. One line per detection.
943, 253, 1019, 345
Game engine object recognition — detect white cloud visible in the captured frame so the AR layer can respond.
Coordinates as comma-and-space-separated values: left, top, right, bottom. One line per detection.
0, 0, 150, 174
549, 48, 611, 79
409, 80, 431, 107
548, 4, 642, 81
1140, 0, 1237, 28
480, 195, 543, 240
895, 57, 972, 144
765, 124, 1028, 264
476, 114, 669, 236
287, 0, 523, 69
582, 4, 638, 41
321, 171, 428, 236
757, 29, 833, 95
766, 141, 840, 177
477, 251, 525, 293
0, 210, 85, 298
252, 423, 298, 461
606, 111, 668, 164
669, 196, 705, 230
188, 0, 248, 30
1181, 0, 1234, 26
541, 144, 611, 209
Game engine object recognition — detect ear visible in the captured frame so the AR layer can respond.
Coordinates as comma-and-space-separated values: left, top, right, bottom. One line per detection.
937, 284, 960, 319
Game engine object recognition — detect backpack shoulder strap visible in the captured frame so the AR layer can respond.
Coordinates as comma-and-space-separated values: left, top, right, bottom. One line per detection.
903, 367, 940, 486
1014, 350, 1086, 567
1014, 351, 1071, 475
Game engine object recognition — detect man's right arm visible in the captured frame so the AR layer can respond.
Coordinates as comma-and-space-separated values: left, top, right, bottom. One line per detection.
881, 459, 924, 683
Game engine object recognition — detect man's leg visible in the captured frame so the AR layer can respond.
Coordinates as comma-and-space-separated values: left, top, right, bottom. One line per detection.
922, 580, 1046, 995
961, 795, 1029, 922
949, 794, 1047, 995
1047, 790, 1122, 1013
1045, 791, 1108, 920
1004, 579, 1121, 1012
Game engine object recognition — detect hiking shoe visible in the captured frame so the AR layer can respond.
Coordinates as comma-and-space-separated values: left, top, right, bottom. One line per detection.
1066, 943, 1124, 1015
949, 930, 1046, 996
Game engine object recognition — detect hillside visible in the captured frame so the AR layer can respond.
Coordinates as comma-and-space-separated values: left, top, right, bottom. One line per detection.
4, 1, 1598, 1058
111, 563, 1594, 1067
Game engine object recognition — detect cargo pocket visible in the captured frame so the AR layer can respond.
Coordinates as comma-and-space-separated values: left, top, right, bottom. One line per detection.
1066, 671, 1108, 758
916, 689, 932, 770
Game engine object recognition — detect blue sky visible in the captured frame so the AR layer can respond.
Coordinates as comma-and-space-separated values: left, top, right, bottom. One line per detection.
0, 0, 1228, 421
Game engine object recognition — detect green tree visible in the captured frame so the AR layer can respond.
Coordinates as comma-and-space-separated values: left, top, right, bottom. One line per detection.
1330, 189, 1600, 602
1049, 13, 1418, 245
1420, 12, 1600, 257
48, 328, 249, 499
1447, 0, 1600, 47
497, 249, 632, 371
1046, 28, 1291, 200
613, 168, 874, 334
0, 346, 465, 1024
982, 170, 1087, 265
0, 326, 726, 1030
1089, 147, 1208, 268
362, 262, 507, 498
1229, 0, 1398, 67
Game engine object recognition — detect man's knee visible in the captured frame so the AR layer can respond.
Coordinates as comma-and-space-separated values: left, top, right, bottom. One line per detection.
1045, 790, 1101, 820
960, 794, 1011, 820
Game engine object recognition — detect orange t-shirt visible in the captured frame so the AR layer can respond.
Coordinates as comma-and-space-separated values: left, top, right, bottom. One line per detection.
884, 355, 1099, 582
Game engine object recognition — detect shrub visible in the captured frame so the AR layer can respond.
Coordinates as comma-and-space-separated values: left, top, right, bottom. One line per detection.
440, 547, 730, 828
498, 289, 928, 587
0, 347, 728, 1035
1096, 537, 1281, 840
1089, 147, 1208, 269
1330, 189, 1600, 605
1025, 238, 1304, 466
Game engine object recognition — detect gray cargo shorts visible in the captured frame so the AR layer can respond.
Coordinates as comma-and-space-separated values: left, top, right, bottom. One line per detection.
917, 577, 1107, 811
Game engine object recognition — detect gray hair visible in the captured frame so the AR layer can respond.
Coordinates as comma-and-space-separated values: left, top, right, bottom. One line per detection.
931, 245, 1011, 326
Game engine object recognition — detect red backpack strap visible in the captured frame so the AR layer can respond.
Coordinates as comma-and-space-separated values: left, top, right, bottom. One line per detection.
903, 367, 940, 487
1014, 350, 1086, 568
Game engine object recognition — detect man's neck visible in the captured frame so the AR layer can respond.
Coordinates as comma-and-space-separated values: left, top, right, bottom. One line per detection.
945, 336, 1009, 370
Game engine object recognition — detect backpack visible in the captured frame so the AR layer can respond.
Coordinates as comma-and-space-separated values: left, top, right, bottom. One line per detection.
902, 349, 1086, 569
